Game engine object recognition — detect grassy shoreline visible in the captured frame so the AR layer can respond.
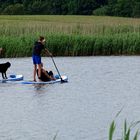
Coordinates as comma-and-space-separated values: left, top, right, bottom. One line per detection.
0, 15, 139, 57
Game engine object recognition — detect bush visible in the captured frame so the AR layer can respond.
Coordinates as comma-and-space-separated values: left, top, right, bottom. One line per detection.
93, 6, 108, 16
3, 4, 24, 15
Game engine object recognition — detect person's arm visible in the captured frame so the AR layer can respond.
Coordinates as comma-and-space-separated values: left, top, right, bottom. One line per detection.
45, 48, 52, 56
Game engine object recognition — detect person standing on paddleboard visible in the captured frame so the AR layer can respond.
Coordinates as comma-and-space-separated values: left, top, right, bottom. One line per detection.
32, 36, 52, 82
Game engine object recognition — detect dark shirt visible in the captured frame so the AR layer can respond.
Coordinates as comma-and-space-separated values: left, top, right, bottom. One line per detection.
33, 41, 44, 56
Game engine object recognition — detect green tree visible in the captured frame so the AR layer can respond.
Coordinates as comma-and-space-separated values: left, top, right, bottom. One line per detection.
114, 0, 135, 17
0, 0, 139, 17
3, 3, 24, 15
132, 1, 140, 17
77, 0, 98, 15
67, 0, 77, 14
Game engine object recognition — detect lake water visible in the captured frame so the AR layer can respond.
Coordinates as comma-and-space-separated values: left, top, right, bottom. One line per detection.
0, 56, 140, 140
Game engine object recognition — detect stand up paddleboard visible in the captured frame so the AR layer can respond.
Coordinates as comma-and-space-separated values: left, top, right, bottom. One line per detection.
0, 74, 24, 83
21, 75, 68, 84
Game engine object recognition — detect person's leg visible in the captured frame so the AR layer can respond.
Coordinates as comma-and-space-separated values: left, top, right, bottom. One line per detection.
48, 71, 56, 80
32, 55, 37, 81
48, 71, 53, 76
33, 64, 37, 81
38, 64, 42, 79
34, 55, 42, 80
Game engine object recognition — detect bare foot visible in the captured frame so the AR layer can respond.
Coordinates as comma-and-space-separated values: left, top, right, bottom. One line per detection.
51, 77, 56, 80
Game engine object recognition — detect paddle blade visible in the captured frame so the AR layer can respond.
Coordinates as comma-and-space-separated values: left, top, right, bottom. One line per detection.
60, 78, 68, 83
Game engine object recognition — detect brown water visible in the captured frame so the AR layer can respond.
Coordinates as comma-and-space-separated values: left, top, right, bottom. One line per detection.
0, 56, 140, 140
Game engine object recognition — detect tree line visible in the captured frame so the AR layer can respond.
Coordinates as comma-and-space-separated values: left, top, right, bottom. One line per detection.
0, 0, 139, 17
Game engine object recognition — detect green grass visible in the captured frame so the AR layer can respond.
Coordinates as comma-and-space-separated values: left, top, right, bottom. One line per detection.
0, 15, 139, 57
109, 119, 140, 140
109, 109, 140, 140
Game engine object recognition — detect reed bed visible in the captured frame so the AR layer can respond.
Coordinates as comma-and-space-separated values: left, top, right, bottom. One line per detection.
0, 15, 139, 57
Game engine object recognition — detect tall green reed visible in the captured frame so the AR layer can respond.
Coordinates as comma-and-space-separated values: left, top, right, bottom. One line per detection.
109, 109, 140, 140
0, 33, 139, 57
0, 15, 139, 57
109, 119, 140, 140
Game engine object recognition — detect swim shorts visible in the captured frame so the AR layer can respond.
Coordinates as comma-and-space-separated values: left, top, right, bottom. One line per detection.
32, 55, 41, 64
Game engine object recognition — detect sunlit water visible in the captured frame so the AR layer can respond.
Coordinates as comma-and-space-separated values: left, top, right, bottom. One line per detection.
0, 56, 140, 140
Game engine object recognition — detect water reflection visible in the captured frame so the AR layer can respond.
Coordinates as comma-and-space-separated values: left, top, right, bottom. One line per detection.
33, 84, 47, 91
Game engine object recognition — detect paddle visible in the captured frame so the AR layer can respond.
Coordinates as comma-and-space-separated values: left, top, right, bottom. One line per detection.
45, 45, 66, 83
50, 55, 66, 83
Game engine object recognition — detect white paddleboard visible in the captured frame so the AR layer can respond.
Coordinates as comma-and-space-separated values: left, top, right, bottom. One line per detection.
0, 74, 24, 83
21, 75, 68, 84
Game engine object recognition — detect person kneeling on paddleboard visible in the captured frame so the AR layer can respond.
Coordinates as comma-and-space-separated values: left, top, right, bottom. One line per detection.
37, 63, 56, 82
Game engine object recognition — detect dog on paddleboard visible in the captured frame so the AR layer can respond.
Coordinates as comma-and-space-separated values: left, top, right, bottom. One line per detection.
0, 62, 11, 79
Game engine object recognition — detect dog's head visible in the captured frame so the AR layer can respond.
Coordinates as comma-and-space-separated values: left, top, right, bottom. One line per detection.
6, 62, 11, 68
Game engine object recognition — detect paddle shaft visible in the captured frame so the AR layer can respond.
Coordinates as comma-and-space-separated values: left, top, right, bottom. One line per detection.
51, 56, 63, 81
45, 48, 64, 82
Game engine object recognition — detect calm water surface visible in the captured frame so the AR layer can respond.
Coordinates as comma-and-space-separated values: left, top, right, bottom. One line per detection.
0, 56, 140, 140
